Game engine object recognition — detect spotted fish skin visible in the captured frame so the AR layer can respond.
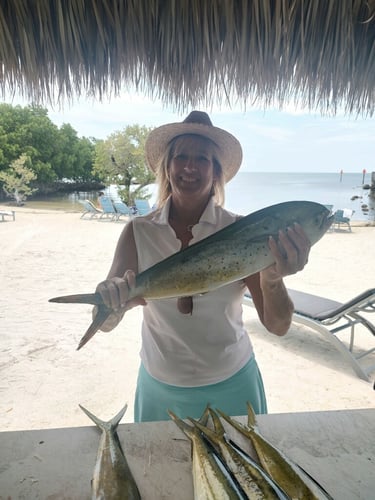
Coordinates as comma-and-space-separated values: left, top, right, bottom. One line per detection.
168, 409, 246, 500
128, 201, 332, 300
79, 404, 141, 500
50, 200, 333, 349
218, 404, 333, 500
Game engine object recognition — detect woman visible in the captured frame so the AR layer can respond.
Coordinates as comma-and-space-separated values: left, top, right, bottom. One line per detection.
94, 111, 311, 421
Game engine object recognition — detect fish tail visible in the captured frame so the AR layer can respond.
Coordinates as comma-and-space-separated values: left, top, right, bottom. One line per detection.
216, 408, 252, 437
79, 403, 128, 431
246, 401, 257, 429
208, 408, 226, 436
76, 305, 112, 350
198, 405, 211, 426
167, 410, 195, 440
189, 417, 219, 445
49, 292, 104, 305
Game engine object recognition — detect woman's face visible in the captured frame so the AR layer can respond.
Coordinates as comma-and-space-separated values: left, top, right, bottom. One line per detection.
168, 135, 217, 201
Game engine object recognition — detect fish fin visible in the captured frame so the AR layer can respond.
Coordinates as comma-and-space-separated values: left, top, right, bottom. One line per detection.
167, 410, 194, 436
79, 403, 127, 431
246, 401, 257, 429
76, 305, 111, 350
79, 404, 106, 429
208, 408, 226, 436
110, 404, 128, 429
215, 408, 255, 443
189, 417, 221, 448
198, 405, 211, 426
49, 292, 103, 305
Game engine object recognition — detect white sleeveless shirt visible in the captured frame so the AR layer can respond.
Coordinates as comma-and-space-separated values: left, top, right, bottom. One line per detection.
132, 197, 253, 387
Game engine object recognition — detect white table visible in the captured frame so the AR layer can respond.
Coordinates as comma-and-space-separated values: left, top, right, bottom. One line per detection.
1, 408, 374, 499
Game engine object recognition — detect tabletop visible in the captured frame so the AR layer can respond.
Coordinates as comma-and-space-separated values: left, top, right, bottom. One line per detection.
0, 408, 374, 499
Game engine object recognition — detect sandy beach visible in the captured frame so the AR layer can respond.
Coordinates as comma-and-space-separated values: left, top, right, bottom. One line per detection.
0, 206, 374, 431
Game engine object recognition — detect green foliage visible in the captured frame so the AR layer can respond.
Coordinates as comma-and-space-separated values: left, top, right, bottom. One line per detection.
0, 154, 37, 205
0, 103, 96, 186
93, 124, 155, 205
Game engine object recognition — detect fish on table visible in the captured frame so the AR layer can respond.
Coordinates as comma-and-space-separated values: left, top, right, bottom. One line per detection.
80, 403, 141, 500
168, 408, 247, 499
191, 408, 290, 499
50, 201, 333, 349
218, 403, 334, 500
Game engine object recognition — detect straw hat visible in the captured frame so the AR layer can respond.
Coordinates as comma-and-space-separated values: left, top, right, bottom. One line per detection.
145, 111, 243, 182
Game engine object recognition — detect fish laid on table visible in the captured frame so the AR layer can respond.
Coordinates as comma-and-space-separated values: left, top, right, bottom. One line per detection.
168, 409, 247, 499
80, 403, 141, 500
191, 408, 290, 499
218, 403, 334, 500
50, 200, 333, 349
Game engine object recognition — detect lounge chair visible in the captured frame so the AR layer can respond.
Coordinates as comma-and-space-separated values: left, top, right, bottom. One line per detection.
134, 199, 151, 215
99, 196, 117, 220
0, 209, 15, 222
79, 200, 101, 219
332, 208, 353, 232
243, 288, 375, 381
113, 200, 132, 220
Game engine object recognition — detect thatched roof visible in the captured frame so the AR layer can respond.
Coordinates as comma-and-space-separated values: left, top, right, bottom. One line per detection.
1, 1, 374, 115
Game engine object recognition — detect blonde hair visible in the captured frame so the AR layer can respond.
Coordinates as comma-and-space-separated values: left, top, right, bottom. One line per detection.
155, 135, 225, 208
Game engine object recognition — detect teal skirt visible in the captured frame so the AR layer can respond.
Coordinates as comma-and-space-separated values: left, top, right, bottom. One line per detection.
134, 356, 267, 422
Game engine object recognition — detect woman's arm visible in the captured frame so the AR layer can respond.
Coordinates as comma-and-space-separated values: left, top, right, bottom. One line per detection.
94, 221, 146, 332
244, 223, 310, 336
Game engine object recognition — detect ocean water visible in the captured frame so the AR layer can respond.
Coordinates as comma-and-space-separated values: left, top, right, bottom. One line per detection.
24, 171, 373, 221
223, 172, 373, 221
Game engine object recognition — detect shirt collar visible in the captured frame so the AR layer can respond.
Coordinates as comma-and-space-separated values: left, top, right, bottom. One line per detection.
151, 196, 217, 226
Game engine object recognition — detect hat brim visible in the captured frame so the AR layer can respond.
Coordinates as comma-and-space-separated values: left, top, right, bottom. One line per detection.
145, 122, 243, 183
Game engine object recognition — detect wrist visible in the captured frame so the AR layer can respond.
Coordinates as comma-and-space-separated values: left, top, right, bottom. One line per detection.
260, 268, 283, 287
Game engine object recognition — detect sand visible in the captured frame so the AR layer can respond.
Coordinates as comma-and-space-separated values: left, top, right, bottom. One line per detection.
0, 206, 374, 431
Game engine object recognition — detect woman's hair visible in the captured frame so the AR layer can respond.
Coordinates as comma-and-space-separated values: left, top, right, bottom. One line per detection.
155, 135, 225, 208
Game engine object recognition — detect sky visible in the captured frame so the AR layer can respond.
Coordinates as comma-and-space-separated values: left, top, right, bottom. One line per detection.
2, 92, 375, 174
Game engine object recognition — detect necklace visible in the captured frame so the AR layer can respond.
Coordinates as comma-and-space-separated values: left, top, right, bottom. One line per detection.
169, 212, 196, 234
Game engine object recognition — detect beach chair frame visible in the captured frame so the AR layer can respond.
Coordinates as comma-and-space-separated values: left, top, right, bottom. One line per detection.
79, 200, 101, 219
332, 209, 353, 232
113, 200, 132, 221
243, 288, 375, 381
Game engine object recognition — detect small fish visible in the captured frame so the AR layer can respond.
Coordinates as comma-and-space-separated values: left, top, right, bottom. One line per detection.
168, 409, 247, 499
218, 403, 332, 500
191, 408, 290, 499
79, 403, 141, 500
50, 201, 333, 349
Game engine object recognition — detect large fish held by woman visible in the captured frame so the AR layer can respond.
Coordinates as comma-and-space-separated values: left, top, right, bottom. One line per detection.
50, 201, 333, 349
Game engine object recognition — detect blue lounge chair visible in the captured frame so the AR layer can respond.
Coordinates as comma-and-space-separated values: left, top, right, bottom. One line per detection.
134, 199, 151, 215
99, 196, 117, 220
332, 209, 353, 232
113, 200, 132, 220
243, 288, 375, 381
79, 200, 101, 219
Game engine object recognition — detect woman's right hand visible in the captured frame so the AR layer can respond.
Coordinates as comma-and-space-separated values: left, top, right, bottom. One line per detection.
94, 270, 147, 331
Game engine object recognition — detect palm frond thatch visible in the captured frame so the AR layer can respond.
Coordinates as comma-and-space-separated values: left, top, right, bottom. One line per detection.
0, 0, 374, 115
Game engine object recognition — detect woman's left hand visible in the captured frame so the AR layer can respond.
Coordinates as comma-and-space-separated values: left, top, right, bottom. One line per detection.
262, 223, 311, 281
